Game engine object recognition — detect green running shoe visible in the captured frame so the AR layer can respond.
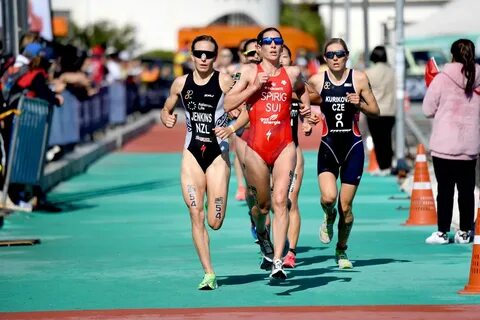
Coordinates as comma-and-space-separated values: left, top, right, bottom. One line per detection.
198, 273, 218, 290
335, 249, 353, 269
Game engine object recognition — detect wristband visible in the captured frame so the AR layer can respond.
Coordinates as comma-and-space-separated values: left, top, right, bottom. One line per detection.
229, 125, 236, 133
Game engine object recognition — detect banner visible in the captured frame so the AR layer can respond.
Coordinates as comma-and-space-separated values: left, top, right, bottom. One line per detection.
28, 0, 53, 41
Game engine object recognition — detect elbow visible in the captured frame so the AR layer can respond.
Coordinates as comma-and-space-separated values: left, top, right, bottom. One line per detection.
423, 111, 434, 119
422, 105, 435, 118
223, 100, 236, 112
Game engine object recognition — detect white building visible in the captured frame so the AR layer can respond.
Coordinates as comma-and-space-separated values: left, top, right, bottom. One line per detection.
51, 0, 280, 52
315, 0, 450, 55
52, 0, 457, 56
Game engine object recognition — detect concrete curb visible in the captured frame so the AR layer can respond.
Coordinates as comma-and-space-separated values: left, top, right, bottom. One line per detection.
41, 110, 159, 192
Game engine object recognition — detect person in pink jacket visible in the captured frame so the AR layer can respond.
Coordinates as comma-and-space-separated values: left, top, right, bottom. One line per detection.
423, 39, 480, 245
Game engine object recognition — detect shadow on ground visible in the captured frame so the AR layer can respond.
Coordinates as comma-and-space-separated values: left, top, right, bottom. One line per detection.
49, 179, 178, 206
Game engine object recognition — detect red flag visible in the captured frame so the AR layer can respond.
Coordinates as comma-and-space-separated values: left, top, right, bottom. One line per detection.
425, 57, 439, 87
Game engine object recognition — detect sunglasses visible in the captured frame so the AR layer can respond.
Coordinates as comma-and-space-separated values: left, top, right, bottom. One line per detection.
260, 37, 284, 46
243, 50, 257, 57
325, 50, 347, 59
192, 50, 216, 59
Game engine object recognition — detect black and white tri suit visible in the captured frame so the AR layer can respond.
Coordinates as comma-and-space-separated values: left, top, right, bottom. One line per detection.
180, 71, 229, 172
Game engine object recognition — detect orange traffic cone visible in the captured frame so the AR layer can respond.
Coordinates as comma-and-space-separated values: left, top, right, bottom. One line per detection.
459, 212, 480, 294
404, 144, 437, 225
367, 149, 379, 173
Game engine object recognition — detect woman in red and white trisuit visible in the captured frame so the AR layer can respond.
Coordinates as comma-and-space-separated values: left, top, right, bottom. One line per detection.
224, 27, 310, 280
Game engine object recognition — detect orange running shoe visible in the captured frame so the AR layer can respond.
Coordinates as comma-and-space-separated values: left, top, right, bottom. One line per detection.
235, 186, 246, 201
283, 251, 296, 268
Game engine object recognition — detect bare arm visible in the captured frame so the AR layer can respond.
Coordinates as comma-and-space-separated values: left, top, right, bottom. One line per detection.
160, 76, 186, 128
287, 66, 311, 118
307, 73, 323, 105
219, 72, 235, 94
214, 106, 249, 139
348, 71, 380, 117
224, 64, 266, 112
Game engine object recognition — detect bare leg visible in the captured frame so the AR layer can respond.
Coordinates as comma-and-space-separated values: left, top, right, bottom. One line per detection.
243, 145, 271, 234
287, 147, 304, 250
337, 183, 358, 249
271, 142, 296, 261
318, 172, 338, 244
232, 136, 246, 200
181, 150, 212, 274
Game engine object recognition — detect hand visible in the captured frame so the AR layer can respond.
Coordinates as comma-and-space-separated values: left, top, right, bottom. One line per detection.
87, 87, 99, 96
346, 93, 361, 108
55, 94, 64, 106
299, 103, 311, 118
163, 112, 177, 128
214, 126, 234, 140
51, 79, 66, 93
302, 122, 313, 136
252, 72, 269, 90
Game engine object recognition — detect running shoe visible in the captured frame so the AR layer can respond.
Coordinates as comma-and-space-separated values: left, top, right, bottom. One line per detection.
283, 251, 296, 269
198, 273, 218, 290
248, 210, 259, 243
319, 209, 337, 244
425, 231, 449, 244
251, 224, 258, 243
235, 186, 246, 201
454, 230, 471, 244
260, 256, 273, 270
335, 249, 353, 269
257, 230, 274, 263
270, 259, 287, 279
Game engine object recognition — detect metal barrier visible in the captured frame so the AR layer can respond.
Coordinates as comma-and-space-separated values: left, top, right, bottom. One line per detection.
80, 86, 110, 140
49, 90, 80, 147
109, 82, 126, 125
1, 96, 53, 206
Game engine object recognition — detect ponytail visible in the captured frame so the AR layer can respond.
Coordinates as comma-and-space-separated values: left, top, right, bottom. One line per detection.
451, 39, 476, 97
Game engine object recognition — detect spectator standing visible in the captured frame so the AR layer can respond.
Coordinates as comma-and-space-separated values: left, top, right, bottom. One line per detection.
423, 39, 480, 245
365, 46, 396, 176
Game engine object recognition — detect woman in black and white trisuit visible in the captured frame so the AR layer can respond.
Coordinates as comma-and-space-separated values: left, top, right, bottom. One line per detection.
308, 38, 379, 269
161, 35, 234, 290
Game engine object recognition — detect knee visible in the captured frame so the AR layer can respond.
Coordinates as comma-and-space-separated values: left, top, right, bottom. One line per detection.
256, 201, 271, 216
253, 193, 271, 214
321, 195, 336, 208
272, 194, 288, 211
208, 219, 223, 230
189, 208, 205, 225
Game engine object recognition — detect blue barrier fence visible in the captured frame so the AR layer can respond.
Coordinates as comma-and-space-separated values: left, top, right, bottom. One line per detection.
49, 82, 134, 146
5, 96, 52, 187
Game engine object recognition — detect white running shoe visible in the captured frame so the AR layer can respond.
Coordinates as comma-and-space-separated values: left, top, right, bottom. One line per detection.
335, 249, 353, 269
454, 230, 471, 244
425, 231, 449, 244
270, 259, 287, 279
